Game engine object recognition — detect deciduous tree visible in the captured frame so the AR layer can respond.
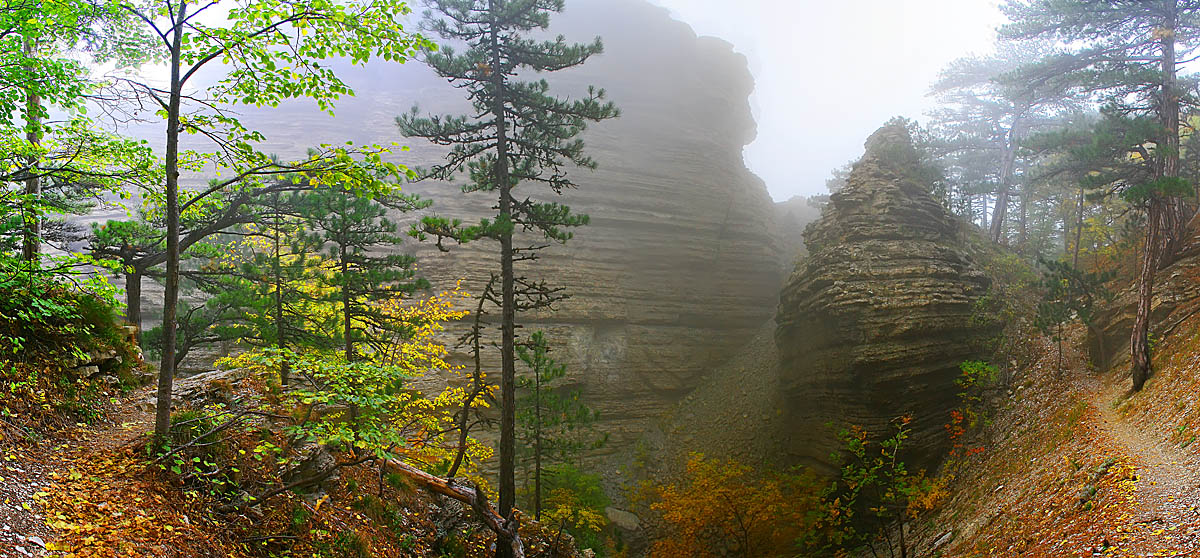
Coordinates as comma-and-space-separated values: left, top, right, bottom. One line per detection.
105, 0, 433, 440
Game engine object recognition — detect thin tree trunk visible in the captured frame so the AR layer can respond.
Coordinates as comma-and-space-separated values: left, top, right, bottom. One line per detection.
21, 37, 41, 262
488, 2, 518, 551
340, 194, 353, 363
534, 360, 542, 521
990, 126, 1020, 244
126, 270, 142, 332
447, 282, 491, 478
272, 192, 289, 385
1073, 186, 1085, 268
155, 3, 187, 442
1019, 182, 1029, 256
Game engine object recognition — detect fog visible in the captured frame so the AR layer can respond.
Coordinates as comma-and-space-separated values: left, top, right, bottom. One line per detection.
649, 0, 1005, 200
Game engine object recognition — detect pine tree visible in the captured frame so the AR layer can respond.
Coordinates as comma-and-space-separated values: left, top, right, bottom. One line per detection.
515, 330, 603, 522
199, 188, 325, 383
1001, 0, 1200, 390
927, 42, 1073, 246
294, 186, 429, 362
396, 0, 618, 542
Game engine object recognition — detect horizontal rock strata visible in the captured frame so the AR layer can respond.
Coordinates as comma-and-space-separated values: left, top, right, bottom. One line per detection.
775, 123, 998, 473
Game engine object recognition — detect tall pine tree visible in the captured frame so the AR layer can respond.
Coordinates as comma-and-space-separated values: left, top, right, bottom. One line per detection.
1001, 0, 1200, 390
396, 0, 617, 547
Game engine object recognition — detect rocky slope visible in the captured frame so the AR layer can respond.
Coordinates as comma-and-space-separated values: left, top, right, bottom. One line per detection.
774, 123, 999, 472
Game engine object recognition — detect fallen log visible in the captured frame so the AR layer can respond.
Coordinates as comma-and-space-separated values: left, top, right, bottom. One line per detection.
384, 458, 525, 558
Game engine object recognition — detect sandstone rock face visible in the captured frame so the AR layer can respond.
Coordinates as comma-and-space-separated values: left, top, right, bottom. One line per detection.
394, 0, 783, 453
775, 123, 998, 473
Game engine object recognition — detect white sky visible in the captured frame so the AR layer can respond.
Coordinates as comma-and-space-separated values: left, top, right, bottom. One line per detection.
649, 0, 1006, 201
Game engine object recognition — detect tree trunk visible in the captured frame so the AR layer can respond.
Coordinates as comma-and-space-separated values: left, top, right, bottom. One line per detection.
1131, 205, 1160, 391
1019, 182, 1029, 254
989, 126, 1020, 244
1073, 186, 1085, 268
339, 205, 359, 432
489, 3, 518, 552
534, 361, 542, 521
273, 192, 289, 385
339, 190, 354, 363
447, 280, 493, 479
1160, 3, 1187, 253
1131, 3, 1182, 391
21, 37, 41, 262
126, 270, 142, 332
384, 458, 524, 558
1062, 213, 1070, 255
154, 4, 187, 442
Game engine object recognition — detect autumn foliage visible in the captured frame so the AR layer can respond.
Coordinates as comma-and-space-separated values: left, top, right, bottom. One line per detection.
640, 415, 952, 558
638, 453, 820, 557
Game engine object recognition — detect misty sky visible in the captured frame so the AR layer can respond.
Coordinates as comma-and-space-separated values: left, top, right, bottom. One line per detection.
649, 0, 1006, 201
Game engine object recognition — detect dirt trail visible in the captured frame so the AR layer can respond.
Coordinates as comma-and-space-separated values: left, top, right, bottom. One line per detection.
1089, 376, 1200, 532
1092, 381, 1200, 556
0, 385, 156, 558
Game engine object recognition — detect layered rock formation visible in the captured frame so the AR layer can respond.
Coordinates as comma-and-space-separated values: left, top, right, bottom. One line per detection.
775, 123, 998, 472
396, 0, 783, 452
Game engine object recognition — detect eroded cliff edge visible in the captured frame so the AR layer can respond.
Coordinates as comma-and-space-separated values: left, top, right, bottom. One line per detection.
775, 123, 999, 472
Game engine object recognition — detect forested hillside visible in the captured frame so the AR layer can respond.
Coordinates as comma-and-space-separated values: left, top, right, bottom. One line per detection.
8, 0, 1200, 557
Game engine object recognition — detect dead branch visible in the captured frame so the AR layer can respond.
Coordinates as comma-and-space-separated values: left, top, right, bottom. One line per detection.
383, 458, 525, 558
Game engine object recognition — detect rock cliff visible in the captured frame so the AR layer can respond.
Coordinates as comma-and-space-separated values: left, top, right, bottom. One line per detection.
410, 0, 785, 452
775, 123, 998, 472
318, 0, 784, 452
108, 0, 788, 454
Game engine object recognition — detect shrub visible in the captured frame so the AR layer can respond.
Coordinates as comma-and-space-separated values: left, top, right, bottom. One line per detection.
534, 464, 610, 554
638, 417, 946, 558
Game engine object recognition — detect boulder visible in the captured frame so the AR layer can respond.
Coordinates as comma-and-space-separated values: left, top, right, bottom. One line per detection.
775, 122, 999, 473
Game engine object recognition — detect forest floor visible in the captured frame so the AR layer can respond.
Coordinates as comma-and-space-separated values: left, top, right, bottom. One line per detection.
0, 384, 239, 558
915, 326, 1200, 557
0, 374, 577, 558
